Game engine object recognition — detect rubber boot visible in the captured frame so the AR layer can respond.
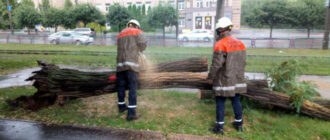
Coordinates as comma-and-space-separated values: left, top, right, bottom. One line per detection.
232, 120, 243, 132
209, 123, 224, 135
118, 104, 127, 113
126, 109, 140, 121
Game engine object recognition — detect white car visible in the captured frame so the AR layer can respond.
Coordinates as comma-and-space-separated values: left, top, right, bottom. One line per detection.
48, 31, 94, 45
178, 29, 214, 42
73, 28, 95, 36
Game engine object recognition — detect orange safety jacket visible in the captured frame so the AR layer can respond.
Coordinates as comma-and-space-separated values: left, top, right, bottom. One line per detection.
116, 27, 147, 72
207, 34, 247, 97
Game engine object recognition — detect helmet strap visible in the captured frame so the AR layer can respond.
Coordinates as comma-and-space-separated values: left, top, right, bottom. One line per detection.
217, 25, 232, 35
128, 23, 139, 29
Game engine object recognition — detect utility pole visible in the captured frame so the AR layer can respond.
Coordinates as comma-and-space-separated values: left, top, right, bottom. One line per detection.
6, 0, 14, 35
214, 0, 225, 44
176, 0, 179, 39
323, 0, 330, 50
215, 0, 225, 22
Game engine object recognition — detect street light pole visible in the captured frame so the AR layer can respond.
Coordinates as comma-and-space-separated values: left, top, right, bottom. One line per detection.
322, 0, 330, 50
6, 0, 14, 35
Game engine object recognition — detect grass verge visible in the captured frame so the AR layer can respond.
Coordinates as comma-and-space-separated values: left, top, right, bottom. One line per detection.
0, 86, 329, 139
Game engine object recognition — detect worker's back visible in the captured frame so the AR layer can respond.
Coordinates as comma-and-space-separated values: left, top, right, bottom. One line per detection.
116, 27, 147, 72
213, 35, 246, 96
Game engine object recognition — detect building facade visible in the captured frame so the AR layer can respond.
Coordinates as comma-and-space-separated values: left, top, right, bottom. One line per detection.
33, 0, 241, 31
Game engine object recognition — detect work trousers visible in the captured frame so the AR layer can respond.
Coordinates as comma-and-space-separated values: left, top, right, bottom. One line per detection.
117, 70, 138, 114
215, 94, 243, 125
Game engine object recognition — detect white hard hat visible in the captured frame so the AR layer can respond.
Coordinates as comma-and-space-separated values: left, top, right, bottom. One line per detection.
127, 19, 140, 28
215, 17, 233, 29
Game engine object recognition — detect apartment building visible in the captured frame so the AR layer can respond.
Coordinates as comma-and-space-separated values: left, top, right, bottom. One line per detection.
33, 0, 241, 31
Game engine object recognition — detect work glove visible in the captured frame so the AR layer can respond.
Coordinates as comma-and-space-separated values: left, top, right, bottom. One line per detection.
108, 75, 116, 82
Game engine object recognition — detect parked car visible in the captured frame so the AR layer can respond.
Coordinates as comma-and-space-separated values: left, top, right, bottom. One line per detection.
73, 28, 95, 36
48, 31, 94, 45
178, 29, 213, 42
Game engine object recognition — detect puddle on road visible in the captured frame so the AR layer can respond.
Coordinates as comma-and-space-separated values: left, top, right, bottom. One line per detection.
0, 68, 329, 99
0, 119, 124, 140
0, 75, 8, 80
0, 65, 114, 89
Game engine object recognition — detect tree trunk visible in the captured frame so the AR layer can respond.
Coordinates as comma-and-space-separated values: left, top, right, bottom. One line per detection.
323, 1, 329, 50
163, 25, 165, 47
270, 25, 273, 39
312, 98, 330, 109
307, 27, 310, 38
55, 26, 58, 33
6, 58, 330, 121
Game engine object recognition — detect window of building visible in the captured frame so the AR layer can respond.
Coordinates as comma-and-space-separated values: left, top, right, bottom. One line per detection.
146, 2, 152, 12
197, 0, 203, 8
105, 3, 111, 11
179, 18, 185, 27
96, 4, 102, 11
168, 1, 175, 7
159, 1, 165, 6
195, 17, 202, 29
178, 1, 184, 10
136, 2, 142, 8
206, 0, 212, 8
127, 2, 132, 7
205, 16, 212, 29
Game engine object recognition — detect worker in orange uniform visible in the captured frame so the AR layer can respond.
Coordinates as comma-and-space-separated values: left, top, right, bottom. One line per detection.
207, 17, 246, 134
116, 19, 147, 121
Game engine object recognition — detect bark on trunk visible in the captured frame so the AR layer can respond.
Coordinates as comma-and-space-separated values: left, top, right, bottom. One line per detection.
6, 59, 330, 121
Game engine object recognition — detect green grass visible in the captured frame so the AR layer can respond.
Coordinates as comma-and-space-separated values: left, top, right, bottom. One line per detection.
0, 87, 329, 139
0, 44, 329, 139
1, 44, 330, 56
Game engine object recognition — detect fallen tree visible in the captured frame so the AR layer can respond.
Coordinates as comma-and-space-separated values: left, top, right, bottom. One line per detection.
6, 58, 330, 121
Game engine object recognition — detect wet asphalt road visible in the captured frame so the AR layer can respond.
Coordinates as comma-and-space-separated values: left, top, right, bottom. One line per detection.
0, 119, 221, 140
0, 119, 125, 140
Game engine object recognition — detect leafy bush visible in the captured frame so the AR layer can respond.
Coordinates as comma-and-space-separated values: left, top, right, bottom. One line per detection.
265, 59, 319, 112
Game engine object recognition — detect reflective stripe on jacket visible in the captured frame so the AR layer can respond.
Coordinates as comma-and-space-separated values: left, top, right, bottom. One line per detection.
207, 34, 246, 97
116, 27, 147, 72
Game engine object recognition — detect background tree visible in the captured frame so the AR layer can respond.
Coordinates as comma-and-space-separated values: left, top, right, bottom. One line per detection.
245, 0, 288, 38
106, 4, 131, 32
64, 0, 73, 9
43, 8, 62, 32
72, 4, 103, 27
13, 0, 41, 34
286, 0, 326, 38
0, 0, 18, 29
60, 8, 76, 29
142, 4, 146, 16
86, 14, 106, 33
39, 0, 50, 12
241, 0, 268, 26
147, 5, 178, 39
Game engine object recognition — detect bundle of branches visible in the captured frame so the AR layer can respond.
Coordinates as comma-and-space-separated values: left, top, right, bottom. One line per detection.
6, 58, 330, 121
6, 57, 209, 110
